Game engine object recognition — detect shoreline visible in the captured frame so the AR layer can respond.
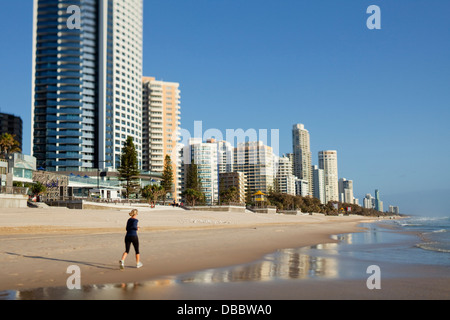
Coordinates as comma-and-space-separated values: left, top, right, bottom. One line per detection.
3, 206, 449, 300
0, 206, 374, 293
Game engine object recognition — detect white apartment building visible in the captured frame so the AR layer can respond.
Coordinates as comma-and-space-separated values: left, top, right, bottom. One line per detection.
276, 156, 296, 195
207, 139, 233, 173
312, 165, 325, 204
363, 194, 375, 209
389, 206, 400, 214
181, 138, 218, 205
339, 178, 355, 204
292, 124, 313, 195
234, 141, 275, 195
295, 179, 309, 197
108, 0, 144, 170
319, 150, 339, 203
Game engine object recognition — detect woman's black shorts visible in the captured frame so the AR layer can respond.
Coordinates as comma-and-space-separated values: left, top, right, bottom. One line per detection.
124, 235, 140, 254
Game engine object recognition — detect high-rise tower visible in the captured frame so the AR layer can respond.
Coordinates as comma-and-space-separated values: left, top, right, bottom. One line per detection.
318, 150, 339, 203
234, 141, 275, 195
142, 76, 181, 201
181, 138, 219, 205
31, 0, 143, 172
312, 165, 325, 204
0, 113, 23, 151
292, 124, 312, 195
338, 178, 354, 204
375, 189, 383, 212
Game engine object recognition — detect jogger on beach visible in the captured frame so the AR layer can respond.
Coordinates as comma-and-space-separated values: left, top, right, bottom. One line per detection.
120, 209, 143, 269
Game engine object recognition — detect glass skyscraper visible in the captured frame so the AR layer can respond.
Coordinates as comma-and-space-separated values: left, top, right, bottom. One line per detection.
31, 0, 143, 172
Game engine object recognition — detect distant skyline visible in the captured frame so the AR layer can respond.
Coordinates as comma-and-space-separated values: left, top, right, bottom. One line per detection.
0, 1, 449, 215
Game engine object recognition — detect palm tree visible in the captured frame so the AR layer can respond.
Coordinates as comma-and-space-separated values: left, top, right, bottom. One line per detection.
0, 133, 21, 158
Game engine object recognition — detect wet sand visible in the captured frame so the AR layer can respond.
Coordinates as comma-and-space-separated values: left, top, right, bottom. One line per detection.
0, 205, 448, 299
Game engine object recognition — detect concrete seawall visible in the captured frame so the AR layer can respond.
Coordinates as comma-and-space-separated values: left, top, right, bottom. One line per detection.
0, 194, 28, 208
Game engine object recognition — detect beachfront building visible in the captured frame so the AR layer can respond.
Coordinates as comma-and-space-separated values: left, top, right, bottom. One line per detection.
142, 76, 181, 201
375, 189, 384, 212
210, 139, 234, 173
339, 178, 355, 204
389, 206, 400, 214
33, 171, 70, 201
6, 154, 37, 185
363, 193, 375, 209
219, 171, 247, 204
318, 150, 339, 203
0, 160, 7, 187
292, 124, 313, 195
312, 165, 325, 204
31, 0, 144, 171
0, 155, 32, 208
88, 188, 121, 201
176, 142, 185, 202
234, 141, 275, 197
285, 153, 295, 175
181, 138, 218, 205
276, 156, 296, 195
295, 179, 309, 197
0, 113, 23, 151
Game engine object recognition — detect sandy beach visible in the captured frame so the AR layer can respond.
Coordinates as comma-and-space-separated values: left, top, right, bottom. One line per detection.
0, 205, 449, 299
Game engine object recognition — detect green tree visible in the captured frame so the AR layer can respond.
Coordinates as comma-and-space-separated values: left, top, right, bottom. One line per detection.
324, 201, 339, 215
293, 196, 304, 210
161, 155, 174, 204
141, 184, 165, 205
220, 186, 238, 204
0, 133, 21, 158
185, 161, 201, 191
118, 136, 140, 199
182, 188, 204, 207
182, 160, 205, 206
31, 182, 47, 197
302, 196, 322, 213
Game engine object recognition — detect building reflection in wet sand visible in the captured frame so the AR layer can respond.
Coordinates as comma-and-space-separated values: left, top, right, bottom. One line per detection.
178, 242, 341, 285
3, 239, 352, 300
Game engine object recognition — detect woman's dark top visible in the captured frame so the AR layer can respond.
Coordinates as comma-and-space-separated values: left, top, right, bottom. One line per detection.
126, 218, 139, 237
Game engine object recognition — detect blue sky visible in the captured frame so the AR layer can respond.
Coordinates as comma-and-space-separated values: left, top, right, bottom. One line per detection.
0, 1, 449, 215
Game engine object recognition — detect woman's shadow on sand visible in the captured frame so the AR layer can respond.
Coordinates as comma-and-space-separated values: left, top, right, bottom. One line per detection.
4, 252, 117, 270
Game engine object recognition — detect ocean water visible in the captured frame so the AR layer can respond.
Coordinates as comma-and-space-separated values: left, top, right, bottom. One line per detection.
392, 216, 450, 254
326, 215, 450, 269
2, 215, 449, 300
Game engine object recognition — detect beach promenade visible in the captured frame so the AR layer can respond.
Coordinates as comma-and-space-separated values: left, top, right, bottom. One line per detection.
0, 205, 448, 299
